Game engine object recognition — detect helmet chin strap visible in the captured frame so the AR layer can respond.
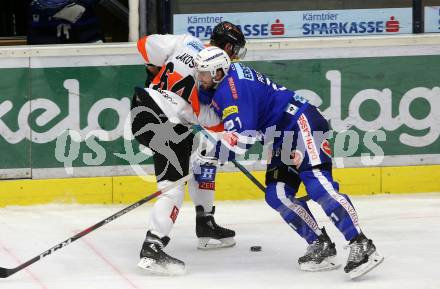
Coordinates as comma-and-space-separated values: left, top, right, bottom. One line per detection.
212, 74, 227, 89
212, 68, 227, 86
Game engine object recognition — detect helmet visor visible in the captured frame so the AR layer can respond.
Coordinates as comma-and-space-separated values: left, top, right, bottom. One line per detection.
233, 46, 247, 60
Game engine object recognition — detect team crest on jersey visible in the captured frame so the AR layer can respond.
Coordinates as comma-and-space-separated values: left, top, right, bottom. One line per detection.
222, 105, 238, 119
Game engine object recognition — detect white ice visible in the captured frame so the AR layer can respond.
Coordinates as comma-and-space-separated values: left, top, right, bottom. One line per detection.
1, 193, 439, 289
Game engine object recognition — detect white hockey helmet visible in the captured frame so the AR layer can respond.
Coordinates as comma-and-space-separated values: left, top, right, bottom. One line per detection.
195, 46, 231, 83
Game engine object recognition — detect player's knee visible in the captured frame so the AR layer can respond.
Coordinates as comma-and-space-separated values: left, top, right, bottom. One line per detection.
331, 179, 340, 192
304, 180, 324, 201
322, 196, 342, 216
158, 181, 185, 206
301, 170, 340, 203
301, 177, 337, 212
312, 190, 353, 219
265, 182, 283, 210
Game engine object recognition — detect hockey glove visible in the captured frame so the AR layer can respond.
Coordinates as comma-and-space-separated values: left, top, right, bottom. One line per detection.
145, 64, 160, 87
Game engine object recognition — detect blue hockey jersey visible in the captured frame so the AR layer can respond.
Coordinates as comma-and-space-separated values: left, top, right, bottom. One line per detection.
207, 62, 308, 144
204, 62, 333, 171
202, 63, 362, 245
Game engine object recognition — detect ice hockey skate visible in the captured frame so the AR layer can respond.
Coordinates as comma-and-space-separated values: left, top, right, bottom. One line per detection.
195, 205, 236, 250
298, 228, 341, 272
344, 233, 384, 279
138, 231, 185, 275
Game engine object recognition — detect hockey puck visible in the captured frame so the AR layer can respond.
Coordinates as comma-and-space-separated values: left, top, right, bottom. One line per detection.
250, 246, 262, 252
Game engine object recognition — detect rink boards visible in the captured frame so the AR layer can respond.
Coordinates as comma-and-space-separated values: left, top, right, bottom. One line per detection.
0, 165, 439, 206
1, 35, 440, 206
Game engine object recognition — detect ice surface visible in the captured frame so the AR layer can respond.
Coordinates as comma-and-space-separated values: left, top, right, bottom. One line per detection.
1, 193, 439, 289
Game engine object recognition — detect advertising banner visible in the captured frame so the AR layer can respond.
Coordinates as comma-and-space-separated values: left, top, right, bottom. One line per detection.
173, 8, 412, 39
0, 65, 31, 178
0, 45, 439, 179
425, 6, 440, 33
247, 56, 440, 168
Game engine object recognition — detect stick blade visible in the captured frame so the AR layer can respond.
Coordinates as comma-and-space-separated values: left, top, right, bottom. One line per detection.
0, 267, 12, 278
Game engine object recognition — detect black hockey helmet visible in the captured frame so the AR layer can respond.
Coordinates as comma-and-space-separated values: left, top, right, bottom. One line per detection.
210, 21, 247, 59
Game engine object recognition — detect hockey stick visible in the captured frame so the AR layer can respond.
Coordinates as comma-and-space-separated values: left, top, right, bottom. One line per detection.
231, 158, 309, 201
192, 125, 310, 201
0, 174, 191, 279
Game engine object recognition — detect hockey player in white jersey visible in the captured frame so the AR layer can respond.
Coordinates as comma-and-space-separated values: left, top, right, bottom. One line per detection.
131, 22, 247, 275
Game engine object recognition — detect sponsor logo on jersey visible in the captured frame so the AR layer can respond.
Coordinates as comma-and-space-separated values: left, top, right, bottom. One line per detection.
288, 202, 319, 231
286, 103, 299, 116
186, 40, 204, 52
256, 72, 265, 84
293, 92, 308, 104
298, 114, 320, 165
222, 105, 238, 119
199, 181, 215, 190
199, 167, 216, 182
158, 89, 178, 105
170, 206, 179, 223
329, 190, 359, 225
227, 77, 239, 100
210, 99, 220, 110
234, 63, 254, 81
313, 170, 359, 227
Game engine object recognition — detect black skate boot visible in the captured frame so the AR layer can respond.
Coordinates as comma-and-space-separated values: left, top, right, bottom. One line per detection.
298, 227, 340, 272
137, 231, 185, 275
344, 233, 384, 279
195, 205, 236, 250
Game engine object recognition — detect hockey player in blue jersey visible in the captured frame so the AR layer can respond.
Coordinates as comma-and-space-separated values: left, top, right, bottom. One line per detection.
192, 46, 384, 279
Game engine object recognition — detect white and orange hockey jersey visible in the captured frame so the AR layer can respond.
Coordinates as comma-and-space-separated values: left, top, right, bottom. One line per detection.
137, 34, 223, 131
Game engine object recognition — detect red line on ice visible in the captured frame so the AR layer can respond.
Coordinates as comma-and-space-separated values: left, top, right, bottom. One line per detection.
80, 236, 141, 289
0, 240, 50, 289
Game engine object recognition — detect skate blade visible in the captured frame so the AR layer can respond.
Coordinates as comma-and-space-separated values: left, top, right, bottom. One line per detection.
137, 257, 186, 276
197, 237, 236, 250
299, 256, 341, 272
349, 251, 384, 279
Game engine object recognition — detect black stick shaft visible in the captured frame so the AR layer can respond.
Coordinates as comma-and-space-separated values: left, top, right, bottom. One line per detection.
0, 174, 190, 278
